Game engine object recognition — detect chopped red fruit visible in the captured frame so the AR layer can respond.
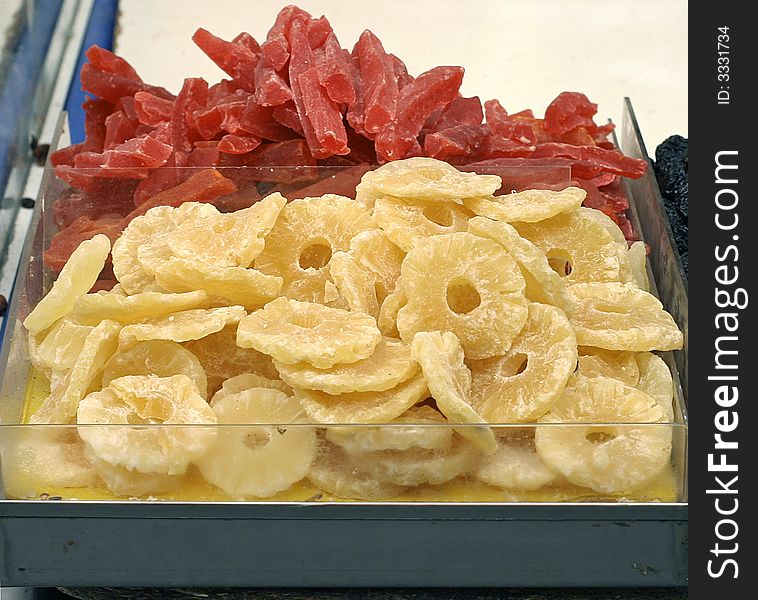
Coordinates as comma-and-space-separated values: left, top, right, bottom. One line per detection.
261, 5, 312, 71
218, 133, 262, 154
424, 124, 487, 163
315, 33, 356, 105
431, 96, 483, 131
298, 66, 349, 157
544, 91, 598, 137
353, 30, 399, 134
103, 111, 137, 150
134, 91, 174, 126
171, 77, 209, 152
239, 97, 297, 141
192, 28, 258, 91
533, 143, 647, 178
254, 60, 293, 106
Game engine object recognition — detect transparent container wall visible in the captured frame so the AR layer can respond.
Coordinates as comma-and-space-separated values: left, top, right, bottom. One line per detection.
0, 423, 686, 502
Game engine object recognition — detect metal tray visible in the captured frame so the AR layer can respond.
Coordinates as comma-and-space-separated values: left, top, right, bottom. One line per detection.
0, 100, 688, 588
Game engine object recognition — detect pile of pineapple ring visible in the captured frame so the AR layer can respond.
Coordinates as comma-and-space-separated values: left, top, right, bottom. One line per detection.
19, 157, 684, 501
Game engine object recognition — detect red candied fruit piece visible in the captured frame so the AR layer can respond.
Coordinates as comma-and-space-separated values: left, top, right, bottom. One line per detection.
375, 65, 464, 161
307, 15, 333, 49
51, 143, 83, 167
103, 135, 173, 169
532, 143, 647, 178
114, 97, 140, 126
544, 91, 598, 138
346, 55, 368, 138
192, 28, 259, 91
297, 66, 349, 157
189, 144, 221, 167
484, 99, 537, 146
82, 98, 113, 153
218, 134, 262, 155
288, 166, 372, 200
207, 79, 241, 105
478, 132, 535, 159
353, 30, 399, 135
53, 187, 134, 229
130, 168, 238, 216
232, 32, 261, 54
254, 59, 293, 106
261, 5, 313, 71
172, 77, 209, 153
430, 96, 483, 131
220, 139, 316, 182
315, 33, 356, 105
272, 100, 304, 134
557, 126, 596, 146
191, 100, 247, 139
134, 91, 174, 126
424, 124, 488, 163
391, 54, 413, 90
85, 46, 140, 79
103, 111, 137, 150
239, 97, 298, 141
44, 216, 123, 272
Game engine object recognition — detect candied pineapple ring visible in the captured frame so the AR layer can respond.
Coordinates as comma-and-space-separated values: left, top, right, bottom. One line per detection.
371, 196, 474, 253
476, 429, 561, 491
636, 353, 675, 421
308, 443, 407, 500
513, 208, 627, 285
254, 195, 374, 303
28, 319, 93, 374
77, 374, 217, 475
237, 297, 381, 369
411, 331, 496, 454
24, 234, 111, 335
275, 337, 418, 394
463, 186, 586, 223
295, 372, 428, 424
195, 389, 317, 499
535, 375, 672, 494
325, 406, 454, 454
397, 232, 528, 360
624, 241, 650, 291
577, 347, 640, 387
568, 283, 684, 351
85, 448, 183, 497
469, 303, 577, 423
468, 217, 571, 310
377, 288, 406, 339
101, 340, 208, 399
31, 320, 121, 424
355, 157, 501, 207
210, 372, 292, 406
72, 290, 211, 325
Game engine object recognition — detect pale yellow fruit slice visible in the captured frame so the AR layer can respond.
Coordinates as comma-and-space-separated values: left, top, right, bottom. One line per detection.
254, 195, 374, 303
411, 331, 496, 454
463, 187, 585, 223
30, 320, 121, 424
468, 216, 571, 310
582, 208, 627, 245
184, 325, 279, 395
325, 406, 453, 454
624, 241, 650, 291
275, 337, 418, 394
535, 374, 672, 494
195, 388, 317, 499
469, 303, 577, 423
328, 251, 378, 315
397, 232, 528, 360
210, 373, 291, 406
513, 208, 626, 285
636, 353, 675, 421
377, 288, 406, 339
350, 436, 481, 486
568, 283, 684, 351
151, 257, 282, 310
24, 234, 111, 335
577, 347, 640, 387
71, 290, 211, 325
355, 157, 501, 208
295, 372, 428, 424
371, 196, 473, 252
308, 442, 407, 500
476, 429, 561, 491
85, 447, 183, 497
119, 306, 246, 349
77, 374, 217, 475
28, 318, 93, 373
101, 340, 208, 399
237, 297, 381, 369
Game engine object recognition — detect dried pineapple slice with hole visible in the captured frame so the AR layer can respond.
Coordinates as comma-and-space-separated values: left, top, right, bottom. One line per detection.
28, 319, 93, 374
581, 208, 628, 246
84, 447, 183, 497
377, 288, 406, 339
24, 234, 111, 335
535, 374, 672, 494
210, 373, 292, 406
469, 303, 577, 423
119, 306, 246, 349
237, 297, 381, 369
355, 157, 501, 208
150, 257, 282, 310
254, 195, 374, 303
635, 353, 675, 421
275, 337, 418, 394
411, 331, 496, 454
476, 429, 561, 491
397, 232, 528, 360
624, 241, 650, 291
7, 428, 99, 493
195, 388, 317, 499
577, 347, 640, 387
295, 372, 428, 424
463, 187, 586, 223
30, 320, 121, 424
325, 405, 453, 454
71, 290, 211, 325
308, 442, 407, 500
513, 208, 626, 285
350, 435, 481, 487
568, 282, 683, 351
468, 216, 571, 311
371, 196, 473, 253
77, 374, 217, 475
101, 340, 208, 399
328, 251, 378, 315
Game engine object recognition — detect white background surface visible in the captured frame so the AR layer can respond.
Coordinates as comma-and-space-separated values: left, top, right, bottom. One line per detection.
117, 0, 687, 152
